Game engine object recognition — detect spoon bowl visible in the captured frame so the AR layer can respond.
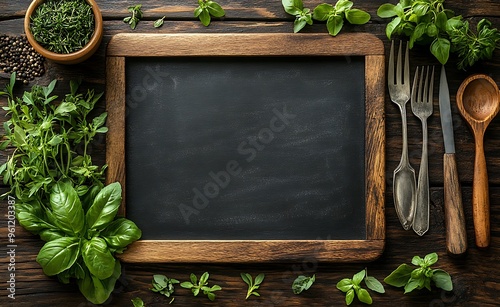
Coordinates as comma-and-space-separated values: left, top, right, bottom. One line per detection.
456, 74, 500, 248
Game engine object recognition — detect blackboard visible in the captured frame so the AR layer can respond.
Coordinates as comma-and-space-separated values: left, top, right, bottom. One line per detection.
106, 33, 386, 263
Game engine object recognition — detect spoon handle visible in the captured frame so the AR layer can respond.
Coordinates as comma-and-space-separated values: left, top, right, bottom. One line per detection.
473, 137, 490, 248
443, 153, 467, 255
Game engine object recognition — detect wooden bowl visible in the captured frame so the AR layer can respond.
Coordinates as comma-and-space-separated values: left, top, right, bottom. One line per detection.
24, 0, 103, 64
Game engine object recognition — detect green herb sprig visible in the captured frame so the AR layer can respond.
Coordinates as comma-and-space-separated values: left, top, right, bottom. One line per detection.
292, 274, 316, 294
0, 74, 142, 304
195, 0, 225, 27
241, 273, 265, 299
377, 0, 500, 69
154, 16, 166, 28
337, 269, 385, 305
151, 274, 179, 304
180, 272, 222, 301
124, 4, 143, 29
0, 73, 107, 202
131, 297, 145, 307
30, 0, 95, 54
282, 0, 371, 36
384, 252, 453, 293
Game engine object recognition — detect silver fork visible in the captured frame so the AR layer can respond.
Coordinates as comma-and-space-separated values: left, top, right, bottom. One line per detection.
389, 41, 416, 230
411, 66, 434, 236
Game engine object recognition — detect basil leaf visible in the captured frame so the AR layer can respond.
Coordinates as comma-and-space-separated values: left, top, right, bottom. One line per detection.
78, 261, 121, 305
411, 255, 424, 266
312, 3, 334, 21
199, 9, 211, 26
92, 112, 107, 129
345, 289, 354, 305
352, 269, 365, 285
365, 276, 385, 293
335, 0, 353, 12
430, 37, 450, 65
206, 1, 225, 17
49, 181, 85, 235
336, 278, 353, 292
326, 15, 344, 36
131, 297, 145, 307
377, 3, 398, 18
102, 218, 142, 249
435, 11, 448, 31
82, 237, 116, 280
86, 182, 122, 230
384, 263, 413, 287
282, 0, 304, 15
294, 18, 307, 33
345, 8, 371, 25
36, 237, 80, 276
356, 288, 372, 304
39, 229, 66, 242
54, 102, 77, 115
424, 252, 438, 266
386, 17, 401, 39
432, 269, 453, 291
404, 277, 422, 293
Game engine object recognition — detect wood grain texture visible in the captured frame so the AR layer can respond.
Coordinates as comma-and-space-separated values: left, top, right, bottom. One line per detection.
443, 153, 467, 256
107, 32, 384, 57
105, 56, 126, 216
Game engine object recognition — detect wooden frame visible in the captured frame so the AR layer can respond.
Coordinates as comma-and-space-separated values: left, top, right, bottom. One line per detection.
106, 33, 385, 263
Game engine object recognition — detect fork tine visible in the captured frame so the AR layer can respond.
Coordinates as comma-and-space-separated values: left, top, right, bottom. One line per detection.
411, 66, 419, 104
389, 41, 394, 85
423, 66, 429, 103
404, 43, 410, 87
428, 66, 435, 104
396, 41, 403, 85
418, 66, 425, 102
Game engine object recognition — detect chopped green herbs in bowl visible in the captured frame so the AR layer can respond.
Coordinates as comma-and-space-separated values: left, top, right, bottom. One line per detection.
24, 0, 103, 64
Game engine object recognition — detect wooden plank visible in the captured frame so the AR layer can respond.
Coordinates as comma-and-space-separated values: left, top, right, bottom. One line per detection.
3, 0, 499, 19
107, 32, 384, 56
105, 56, 126, 216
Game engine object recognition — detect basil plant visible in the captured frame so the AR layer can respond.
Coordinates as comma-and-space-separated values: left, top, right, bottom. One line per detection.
17, 180, 141, 304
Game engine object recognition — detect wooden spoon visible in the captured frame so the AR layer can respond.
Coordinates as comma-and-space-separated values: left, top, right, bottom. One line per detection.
456, 74, 500, 248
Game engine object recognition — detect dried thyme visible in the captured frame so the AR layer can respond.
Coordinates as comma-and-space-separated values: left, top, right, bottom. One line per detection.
29, 0, 95, 54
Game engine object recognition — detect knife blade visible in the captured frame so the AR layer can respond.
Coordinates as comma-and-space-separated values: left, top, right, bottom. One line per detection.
439, 65, 467, 256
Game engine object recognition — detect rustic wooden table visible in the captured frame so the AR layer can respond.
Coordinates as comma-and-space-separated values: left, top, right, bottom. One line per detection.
1, 1, 499, 306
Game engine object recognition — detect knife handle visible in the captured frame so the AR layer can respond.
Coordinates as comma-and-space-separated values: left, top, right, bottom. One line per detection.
443, 153, 467, 256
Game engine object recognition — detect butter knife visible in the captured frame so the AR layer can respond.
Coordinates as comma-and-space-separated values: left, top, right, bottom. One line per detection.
439, 65, 467, 256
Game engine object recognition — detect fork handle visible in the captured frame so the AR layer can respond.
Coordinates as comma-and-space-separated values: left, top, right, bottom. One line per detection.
443, 153, 467, 256
413, 121, 429, 236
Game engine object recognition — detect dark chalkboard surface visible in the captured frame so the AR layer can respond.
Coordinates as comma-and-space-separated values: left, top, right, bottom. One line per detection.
125, 56, 365, 240
106, 33, 385, 262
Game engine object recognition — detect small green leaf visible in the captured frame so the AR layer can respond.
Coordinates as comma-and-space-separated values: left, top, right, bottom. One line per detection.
432, 269, 453, 291
357, 288, 373, 304
384, 264, 413, 287
335, 0, 353, 12
240, 273, 252, 285
282, 0, 304, 15
386, 17, 401, 39
435, 11, 448, 31
337, 278, 353, 292
411, 255, 424, 266
404, 277, 422, 293
199, 9, 211, 26
312, 3, 334, 21
131, 297, 145, 307
255, 273, 265, 285
430, 37, 450, 65
345, 8, 371, 25
352, 269, 366, 285
346, 289, 355, 305
326, 14, 344, 36
292, 274, 315, 294
154, 16, 166, 28
365, 276, 385, 294
206, 1, 225, 17
424, 253, 438, 266
377, 3, 397, 18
